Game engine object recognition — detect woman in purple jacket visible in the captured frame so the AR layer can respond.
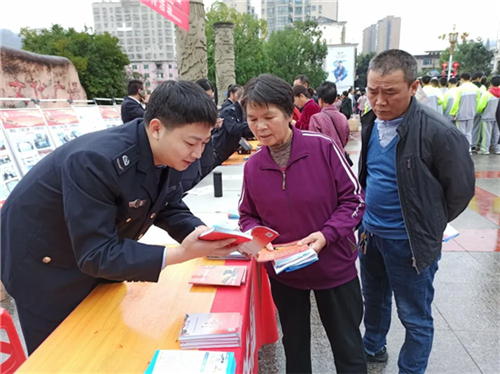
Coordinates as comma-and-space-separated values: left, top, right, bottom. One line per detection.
238, 74, 367, 374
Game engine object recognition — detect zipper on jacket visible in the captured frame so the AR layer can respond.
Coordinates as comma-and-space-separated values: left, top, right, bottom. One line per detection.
282, 167, 286, 190
396, 149, 420, 274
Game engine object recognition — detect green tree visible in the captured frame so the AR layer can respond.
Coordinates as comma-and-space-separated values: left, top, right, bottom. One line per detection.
20, 24, 130, 98
265, 20, 328, 88
206, 2, 268, 86
354, 52, 375, 89
440, 38, 495, 76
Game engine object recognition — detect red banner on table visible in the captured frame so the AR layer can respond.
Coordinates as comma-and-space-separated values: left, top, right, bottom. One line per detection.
140, 0, 190, 31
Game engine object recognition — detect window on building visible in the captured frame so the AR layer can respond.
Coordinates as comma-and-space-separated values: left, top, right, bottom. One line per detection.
115, 8, 122, 14
127, 38, 133, 45
167, 53, 174, 59
145, 53, 151, 59
168, 64, 172, 69
126, 31, 133, 37
166, 45, 173, 52
144, 64, 149, 69
126, 22, 132, 28
144, 30, 150, 37
95, 23, 101, 29
125, 14, 131, 21
116, 15, 123, 22
136, 46, 143, 52
169, 73, 173, 78
135, 38, 141, 44
144, 73, 150, 78
312, 5, 316, 11
166, 37, 173, 44
157, 73, 164, 78
134, 23, 141, 29
93, 8, 100, 15
137, 53, 143, 59
423, 59, 432, 66
295, 6, 302, 14
129, 53, 135, 59
118, 31, 124, 37
146, 81, 151, 87
94, 15, 101, 22
132, 64, 138, 70
156, 63, 162, 69
134, 30, 141, 36
124, 8, 130, 14
144, 38, 150, 44
319, 5, 322, 12
295, 16, 302, 21
132, 6, 138, 13
133, 14, 139, 21
110, 15, 114, 22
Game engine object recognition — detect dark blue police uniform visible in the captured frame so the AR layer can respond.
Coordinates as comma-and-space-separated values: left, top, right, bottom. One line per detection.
1, 119, 203, 353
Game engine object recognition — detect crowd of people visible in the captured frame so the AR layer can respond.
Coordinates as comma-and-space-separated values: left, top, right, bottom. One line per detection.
418, 72, 500, 155
1, 49, 481, 374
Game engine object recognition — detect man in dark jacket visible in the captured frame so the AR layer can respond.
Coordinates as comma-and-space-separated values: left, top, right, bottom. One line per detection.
358, 50, 475, 373
340, 91, 353, 119
213, 97, 254, 166
121, 80, 147, 123
1, 81, 236, 354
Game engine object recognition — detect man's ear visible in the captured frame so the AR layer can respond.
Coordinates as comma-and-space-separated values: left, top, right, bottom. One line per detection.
148, 118, 162, 140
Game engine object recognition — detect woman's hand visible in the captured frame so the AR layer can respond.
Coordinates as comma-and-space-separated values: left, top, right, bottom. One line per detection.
298, 231, 327, 254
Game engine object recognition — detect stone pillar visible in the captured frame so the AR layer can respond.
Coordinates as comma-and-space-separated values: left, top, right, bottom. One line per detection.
175, 0, 207, 81
213, 22, 236, 105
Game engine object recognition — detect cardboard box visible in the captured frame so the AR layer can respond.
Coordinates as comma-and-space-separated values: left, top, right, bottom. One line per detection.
348, 118, 360, 132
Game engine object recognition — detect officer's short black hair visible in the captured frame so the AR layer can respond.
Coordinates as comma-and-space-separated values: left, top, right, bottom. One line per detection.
127, 80, 144, 95
144, 80, 218, 130
491, 76, 500, 87
316, 81, 338, 105
439, 77, 448, 86
421, 75, 432, 84
449, 77, 458, 85
195, 78, 214, 92
241, 74, 294, 117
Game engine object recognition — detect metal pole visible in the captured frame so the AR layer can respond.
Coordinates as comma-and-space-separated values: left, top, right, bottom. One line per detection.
447, 54, 453, 80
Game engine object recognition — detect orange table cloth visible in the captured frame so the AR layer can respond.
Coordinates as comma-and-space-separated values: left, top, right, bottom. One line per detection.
16, 258, 278, 373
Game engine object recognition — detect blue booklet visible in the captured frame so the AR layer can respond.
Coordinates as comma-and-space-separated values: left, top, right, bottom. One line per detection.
145, 350, 236, 374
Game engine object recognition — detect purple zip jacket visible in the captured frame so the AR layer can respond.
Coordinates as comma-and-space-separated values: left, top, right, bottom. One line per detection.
238, 126, 365, 290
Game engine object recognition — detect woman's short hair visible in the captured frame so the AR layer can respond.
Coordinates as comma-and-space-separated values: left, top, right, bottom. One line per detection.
292, 85, 311, 99
240, 74, 294, 117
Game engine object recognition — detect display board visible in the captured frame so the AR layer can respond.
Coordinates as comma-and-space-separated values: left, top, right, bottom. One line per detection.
42, 108, 87, 147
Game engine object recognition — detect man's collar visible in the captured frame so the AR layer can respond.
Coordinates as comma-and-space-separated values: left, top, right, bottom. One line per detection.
128, 96, 142, 105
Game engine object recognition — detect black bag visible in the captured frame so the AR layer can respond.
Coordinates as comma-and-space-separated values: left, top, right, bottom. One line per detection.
323, 111, 354, 167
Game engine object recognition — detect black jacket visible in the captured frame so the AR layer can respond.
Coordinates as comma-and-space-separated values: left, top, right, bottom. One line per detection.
359, 98, 475, 272
220, 98, 234, 110
121, 96, 146, 123
212, 102, 254, 165
340, 97, 353, 119
1, 119, 203, 323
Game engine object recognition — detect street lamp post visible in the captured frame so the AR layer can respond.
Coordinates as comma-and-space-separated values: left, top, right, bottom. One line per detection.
447, 31, 459, 80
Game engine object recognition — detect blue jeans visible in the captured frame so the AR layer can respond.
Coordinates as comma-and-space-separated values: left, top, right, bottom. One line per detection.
359, 231, 439, 374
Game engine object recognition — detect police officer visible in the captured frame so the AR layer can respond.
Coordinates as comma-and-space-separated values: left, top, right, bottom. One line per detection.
1, 81, 237, 354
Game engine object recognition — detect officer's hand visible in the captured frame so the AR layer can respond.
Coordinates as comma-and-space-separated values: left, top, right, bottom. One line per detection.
298, 231, 327, 254
180, 226, 238, 261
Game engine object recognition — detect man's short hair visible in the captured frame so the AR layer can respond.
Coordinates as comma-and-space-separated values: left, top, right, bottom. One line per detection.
294, 75, 310, 86
472, 72, 483, 81
448, 77, 458, 85
368, 49, 418, 86
195, 78, 214, 92
421, 75, 432, 84
491, 76, 500, 87
439, 77, 448, 86
342, 90, 349, 96
241, 74, 294, 117
460, 72, 471, 81
144, 80, 217, 130
127, 80, 144, 95
481, 77, 487, 85
316, 81, 338, 105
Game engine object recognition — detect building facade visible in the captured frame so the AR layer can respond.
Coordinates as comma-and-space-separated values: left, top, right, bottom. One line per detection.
413, 50, 443, 74
92, 0, 178, 92
261, 0, 339, 34
362, 16, 401, 54
223, 0, 256, 17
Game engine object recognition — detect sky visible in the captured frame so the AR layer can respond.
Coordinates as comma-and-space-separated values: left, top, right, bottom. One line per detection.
1, 0, 499, 55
